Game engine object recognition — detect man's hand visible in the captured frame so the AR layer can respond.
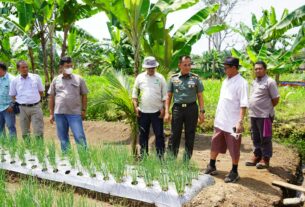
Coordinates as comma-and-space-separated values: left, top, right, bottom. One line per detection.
164, 112, 171, 122
81, 111, 86, 120
235, 121, 244, 133
198, 112, 205, 124
135, 107, 141, 117
6, 107, 13, 113
49, 114, 54, 124
159, 108, 165, 119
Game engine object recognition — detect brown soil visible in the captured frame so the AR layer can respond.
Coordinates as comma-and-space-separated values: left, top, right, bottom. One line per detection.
12, 118, 299, 207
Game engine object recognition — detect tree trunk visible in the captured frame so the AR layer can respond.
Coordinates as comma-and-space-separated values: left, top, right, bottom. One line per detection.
133, 43, 140, 77
28, 47, 35, 73
131, 123, 138, 157
49, 25, 55, 80
275, 74, 280, 84
40, 32, 50, 97
61, 25, 70, 58
49, 39, 54, 80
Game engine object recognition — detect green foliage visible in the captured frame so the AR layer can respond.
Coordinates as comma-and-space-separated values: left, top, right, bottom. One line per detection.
100, 144, 131, 183
67, 146, 77, 169
93, 71, 138, 154
56, 190, 74, 207
192, 50, 228, 79
232, 7, 305, 77
263, 5, 305, 41
17, 141, 26, 165
47, 141, 57, 169
7, 138, 17, 161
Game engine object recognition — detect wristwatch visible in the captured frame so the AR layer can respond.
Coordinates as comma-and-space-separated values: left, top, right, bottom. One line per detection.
200, 109, 205, 113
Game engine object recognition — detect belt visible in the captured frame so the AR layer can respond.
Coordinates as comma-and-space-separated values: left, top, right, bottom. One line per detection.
19, 102, 39, 107
174, 102, 196, 108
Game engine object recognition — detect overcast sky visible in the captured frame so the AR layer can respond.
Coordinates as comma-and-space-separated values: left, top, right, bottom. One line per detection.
76, 0, 304, 55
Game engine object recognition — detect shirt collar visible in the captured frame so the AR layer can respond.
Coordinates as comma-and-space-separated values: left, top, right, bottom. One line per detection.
62, 74, 73, 79
256, 75, 268, 82
19, 73, 32, 80
226, 73, 240, 82
145, 72, 156, 77
0, 72, 8, 80
178, 72, 191, 77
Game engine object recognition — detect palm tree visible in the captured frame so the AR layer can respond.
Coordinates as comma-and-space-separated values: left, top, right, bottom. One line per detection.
93, 71, 138, 155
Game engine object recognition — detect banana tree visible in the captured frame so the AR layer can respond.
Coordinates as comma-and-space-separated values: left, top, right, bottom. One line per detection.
56, 0, 99, 58
232, 6, 305, 82
143, 3, 226, 71
263, 5, 305, 41
84, 0, 202, 76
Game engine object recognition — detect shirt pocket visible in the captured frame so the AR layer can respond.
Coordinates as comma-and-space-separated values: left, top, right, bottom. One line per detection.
30, 81, 39, 91
55, 83, 64, 92
71, 82, 81, 95
258, 84, 268, 90
223, 91, 234, 101
0, 84, 9, 95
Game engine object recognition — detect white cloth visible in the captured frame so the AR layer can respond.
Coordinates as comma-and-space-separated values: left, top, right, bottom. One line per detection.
9, 73, 44, 104
214, 74, 249, 133
132, 72, 167, 113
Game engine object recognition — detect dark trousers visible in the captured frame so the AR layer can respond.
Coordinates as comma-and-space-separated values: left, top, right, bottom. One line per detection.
138, 111, 165, 157
168, 103, 198, 160
250, 117, 273, 158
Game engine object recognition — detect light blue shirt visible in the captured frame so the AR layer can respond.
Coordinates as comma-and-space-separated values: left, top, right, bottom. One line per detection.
0, 73, 14, 112
9, 73, 44, 104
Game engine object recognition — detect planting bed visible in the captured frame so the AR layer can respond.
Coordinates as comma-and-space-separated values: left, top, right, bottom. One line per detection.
0, 138, 214, 207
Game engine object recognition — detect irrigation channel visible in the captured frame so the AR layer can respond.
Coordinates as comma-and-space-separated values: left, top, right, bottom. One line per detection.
274, 155, 305, 207
0, 139, 214, 207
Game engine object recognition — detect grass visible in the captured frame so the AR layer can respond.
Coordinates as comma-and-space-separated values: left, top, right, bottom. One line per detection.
158, 169, 169, 191
56, 190, 74, 207
17, 141, 26, 165
8, 138, 17, 163
138, 154, 160, 187
67, 146, 77, 169
101, 144, 131, 183
77, 145, 90, 176
36, 139, 47, 170
0, 164, 103, 206
47, 141, 57, 170
130, 167, 138, 185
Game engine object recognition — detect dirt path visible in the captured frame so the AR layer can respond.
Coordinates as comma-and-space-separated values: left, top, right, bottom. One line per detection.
13, 118, 299, 207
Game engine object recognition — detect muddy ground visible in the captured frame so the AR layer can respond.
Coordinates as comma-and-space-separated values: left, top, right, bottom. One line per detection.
10, 118, 300, 207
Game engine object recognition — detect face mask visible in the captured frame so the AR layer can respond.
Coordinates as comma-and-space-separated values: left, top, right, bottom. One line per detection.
64, 68, 73, 75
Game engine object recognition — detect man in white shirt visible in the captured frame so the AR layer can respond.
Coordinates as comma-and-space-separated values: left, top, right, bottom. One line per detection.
9, 60, 44, 139
204, 57, 249, 183
132, 56, 167, 158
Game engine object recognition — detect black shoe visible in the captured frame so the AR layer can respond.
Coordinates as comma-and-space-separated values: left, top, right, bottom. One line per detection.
224, 171, 240, 183
204, 164, 217, 175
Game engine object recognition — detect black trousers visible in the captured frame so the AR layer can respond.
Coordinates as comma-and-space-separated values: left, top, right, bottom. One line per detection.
250, 117, 273, 158
138, 111, 165, 157
168, 103, 198, 160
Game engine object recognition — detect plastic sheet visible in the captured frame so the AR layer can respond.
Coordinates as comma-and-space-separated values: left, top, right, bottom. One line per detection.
0, 150, 214, 207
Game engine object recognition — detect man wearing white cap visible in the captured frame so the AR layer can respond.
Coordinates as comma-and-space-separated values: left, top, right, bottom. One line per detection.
132, 56, 167, 158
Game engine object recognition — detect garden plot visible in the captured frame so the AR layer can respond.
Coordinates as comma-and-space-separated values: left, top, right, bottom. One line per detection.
0, 137, 214, 207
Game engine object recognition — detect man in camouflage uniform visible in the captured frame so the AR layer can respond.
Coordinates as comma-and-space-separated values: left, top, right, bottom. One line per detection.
164, 55, 205, 161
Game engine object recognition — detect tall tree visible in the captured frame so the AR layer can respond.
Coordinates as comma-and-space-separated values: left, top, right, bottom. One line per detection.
232, 6, 305, 82
84, 0, 225, 75
202, 0, 239, 51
